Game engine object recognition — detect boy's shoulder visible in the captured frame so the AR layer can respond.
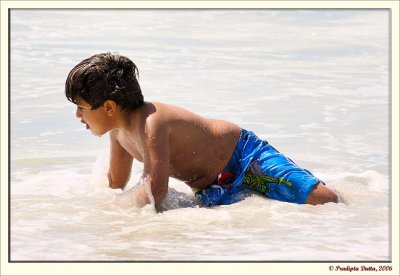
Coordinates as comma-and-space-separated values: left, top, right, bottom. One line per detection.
141, 101, 195, 121
138, 101, 207, 133
136, 101, 172, 134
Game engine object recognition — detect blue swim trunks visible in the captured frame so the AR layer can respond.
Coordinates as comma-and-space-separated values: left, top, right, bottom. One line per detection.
195, 129, 324, 207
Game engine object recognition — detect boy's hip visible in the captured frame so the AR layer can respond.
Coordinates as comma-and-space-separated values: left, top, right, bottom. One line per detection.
194, 129, 323, 206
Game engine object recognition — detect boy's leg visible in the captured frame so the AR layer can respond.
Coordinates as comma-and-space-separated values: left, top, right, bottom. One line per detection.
233, 130, 339, 205
305, 183, 339, 205
241, 154, 339, 205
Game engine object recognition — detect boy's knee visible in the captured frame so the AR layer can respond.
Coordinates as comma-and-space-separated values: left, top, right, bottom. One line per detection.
306, 183, 339, 205
324, 189, 339, 204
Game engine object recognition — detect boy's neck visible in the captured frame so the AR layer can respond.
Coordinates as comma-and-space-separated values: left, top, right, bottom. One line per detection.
113, 106, 141, 134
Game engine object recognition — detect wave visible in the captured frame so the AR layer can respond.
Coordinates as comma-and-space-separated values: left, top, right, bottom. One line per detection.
11, 158, 389, 212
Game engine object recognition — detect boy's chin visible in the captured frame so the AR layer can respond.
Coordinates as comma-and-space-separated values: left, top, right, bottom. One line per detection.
90, 129, 106, 137
89, 129, 100, 137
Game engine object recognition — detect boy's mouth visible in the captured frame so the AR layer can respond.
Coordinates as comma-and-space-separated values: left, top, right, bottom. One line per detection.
81, 120, 90, 129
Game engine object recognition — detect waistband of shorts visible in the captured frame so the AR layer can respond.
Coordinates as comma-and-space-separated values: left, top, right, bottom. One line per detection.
239, 128, 251, 141
223, 129, 251, 170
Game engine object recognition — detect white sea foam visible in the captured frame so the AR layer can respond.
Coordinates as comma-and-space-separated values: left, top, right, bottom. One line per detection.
10, 162, 390, 261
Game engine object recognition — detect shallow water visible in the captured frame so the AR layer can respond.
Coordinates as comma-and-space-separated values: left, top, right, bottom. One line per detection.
9, 9, 390, 261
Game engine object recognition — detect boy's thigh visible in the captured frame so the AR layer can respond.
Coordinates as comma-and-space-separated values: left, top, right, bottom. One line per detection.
243, 154, 321, 204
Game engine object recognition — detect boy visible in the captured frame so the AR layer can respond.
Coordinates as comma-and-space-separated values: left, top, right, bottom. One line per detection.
65, 53, 338, 208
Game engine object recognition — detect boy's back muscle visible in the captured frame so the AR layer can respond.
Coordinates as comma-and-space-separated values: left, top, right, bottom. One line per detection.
117, 101, 241, 189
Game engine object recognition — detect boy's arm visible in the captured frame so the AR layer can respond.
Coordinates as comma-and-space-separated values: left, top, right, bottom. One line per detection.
108, 130, 134, 190
134, 122, 170, 207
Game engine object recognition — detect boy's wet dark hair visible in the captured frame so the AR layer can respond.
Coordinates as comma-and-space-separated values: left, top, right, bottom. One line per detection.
65, 52, 144, 111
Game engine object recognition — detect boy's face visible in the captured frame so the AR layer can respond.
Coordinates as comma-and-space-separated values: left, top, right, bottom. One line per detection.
75, 97, 111, 137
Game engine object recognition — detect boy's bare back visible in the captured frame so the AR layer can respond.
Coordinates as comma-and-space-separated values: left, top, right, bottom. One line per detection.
111, 101, 241, 191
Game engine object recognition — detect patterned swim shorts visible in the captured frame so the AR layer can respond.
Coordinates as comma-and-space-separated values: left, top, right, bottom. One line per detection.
194, 129, 324, 207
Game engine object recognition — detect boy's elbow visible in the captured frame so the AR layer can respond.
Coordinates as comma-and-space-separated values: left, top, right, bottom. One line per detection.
109, 181, 123, 190
108, 173, 127, 190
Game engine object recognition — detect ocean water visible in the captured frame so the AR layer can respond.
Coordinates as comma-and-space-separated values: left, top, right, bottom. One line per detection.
9, 9, 390, 261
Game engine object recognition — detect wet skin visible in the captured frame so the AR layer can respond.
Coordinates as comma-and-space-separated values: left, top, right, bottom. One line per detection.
76, 99, 338, 207
76, 99, 241, 206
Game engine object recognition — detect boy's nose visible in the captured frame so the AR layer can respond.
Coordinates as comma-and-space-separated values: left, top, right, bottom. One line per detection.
76, 107, 82, 118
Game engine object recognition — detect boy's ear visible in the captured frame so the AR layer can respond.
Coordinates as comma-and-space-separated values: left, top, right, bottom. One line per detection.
103, 100, 117, 116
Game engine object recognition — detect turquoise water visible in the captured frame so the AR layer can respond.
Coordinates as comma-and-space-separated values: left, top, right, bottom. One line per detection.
10, 9, 390, 261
